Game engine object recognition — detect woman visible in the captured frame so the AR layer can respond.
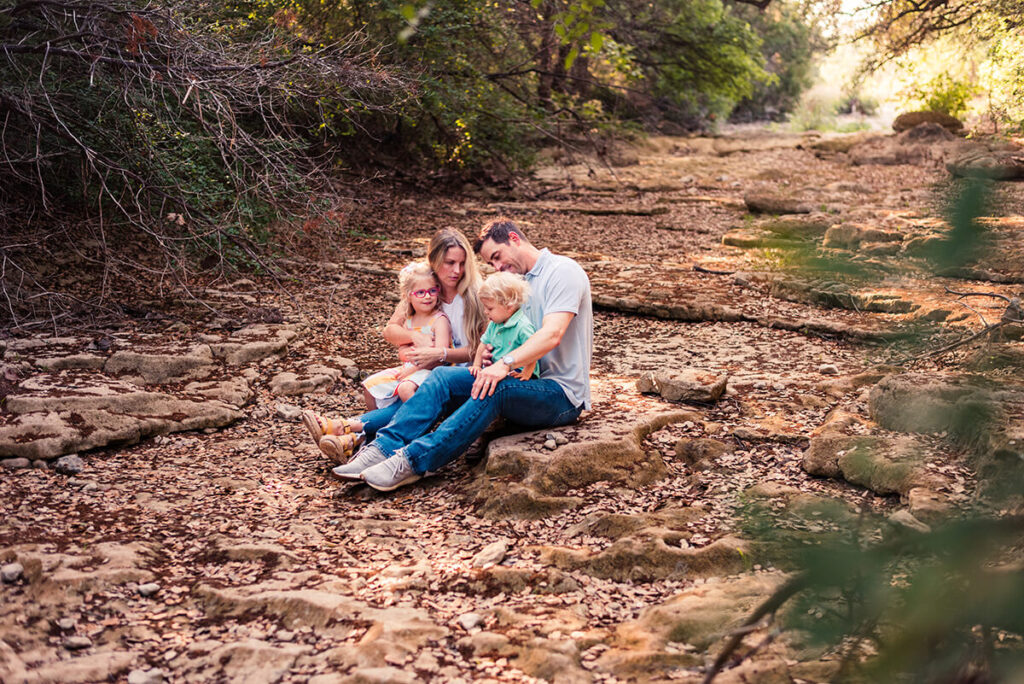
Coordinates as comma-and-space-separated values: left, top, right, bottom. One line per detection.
304, 228, 486, 462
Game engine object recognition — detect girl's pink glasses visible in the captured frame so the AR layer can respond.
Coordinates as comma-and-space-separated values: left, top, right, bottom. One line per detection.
412, 287, 439, 298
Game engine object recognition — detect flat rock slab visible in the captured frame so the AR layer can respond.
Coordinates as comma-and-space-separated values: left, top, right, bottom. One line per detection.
105, 344, 215, 384
948, 150, 1024, 180
868, 373, 998, 436
743, 192, 815, 214
581, 256, 898, 341
539, 534, 752, 582
0, 372, 241, 459
471, 201, 670, 216
637, 369, 728, 403
803, 433, 943, 496
269, 365, 342, 396
198, 324, 301, 365
469, 377, 701, 519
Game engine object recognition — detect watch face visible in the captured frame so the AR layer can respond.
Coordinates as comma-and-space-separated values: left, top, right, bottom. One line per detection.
502, 355, 515, 366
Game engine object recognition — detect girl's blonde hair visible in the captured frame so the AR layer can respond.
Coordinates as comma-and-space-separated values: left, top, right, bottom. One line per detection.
398, 262, 440, 318
479, 271, 530, 310
428, 229, 487, 353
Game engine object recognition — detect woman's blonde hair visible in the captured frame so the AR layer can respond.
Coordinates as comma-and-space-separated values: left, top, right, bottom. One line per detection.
428, 229, 487, 353
479, 272, 530, 310
398, 262, 440, 318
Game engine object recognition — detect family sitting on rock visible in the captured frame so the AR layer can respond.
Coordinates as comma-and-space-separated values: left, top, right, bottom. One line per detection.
301, 217, 593, 491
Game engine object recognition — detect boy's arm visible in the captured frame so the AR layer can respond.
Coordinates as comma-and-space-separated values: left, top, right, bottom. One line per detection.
469, 343, 486, 376
512, 360, 536, 380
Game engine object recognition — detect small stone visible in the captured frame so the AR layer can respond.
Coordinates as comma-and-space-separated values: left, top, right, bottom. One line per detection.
275, 630, 295, 642
471, 540, 508, 567
32, 460, 48, 470
54, 454, 85, 475
554, 434, 568, 445
64, 636, 92, 650
458, 613, 483, 631
819, 364, 840, 375
889, 510, 931, 533
137, 582, 161, 597
56, 618, 77, 631
545, 432, 558, 441
128, 668, 165, 684
275, 403, 302, 421
1, 563, 24, 583
544, 439, 557, 450
1, 458, 30, 470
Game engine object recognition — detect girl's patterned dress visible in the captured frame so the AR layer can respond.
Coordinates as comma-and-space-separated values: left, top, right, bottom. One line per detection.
362, 313, 448, 408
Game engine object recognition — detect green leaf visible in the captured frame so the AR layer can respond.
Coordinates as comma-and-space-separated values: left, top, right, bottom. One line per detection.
554, 23, 566, 39
565, 46, 579, 69
400, 4, 416, 21
590, 31, 603, 51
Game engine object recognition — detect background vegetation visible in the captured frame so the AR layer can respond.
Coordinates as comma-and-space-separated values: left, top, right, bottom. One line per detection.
1, 0, 1023, 327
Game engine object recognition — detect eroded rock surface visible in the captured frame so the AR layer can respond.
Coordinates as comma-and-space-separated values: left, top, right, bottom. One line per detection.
3, 127, 1021, 683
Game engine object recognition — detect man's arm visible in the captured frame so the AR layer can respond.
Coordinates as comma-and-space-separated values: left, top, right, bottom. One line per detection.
470, 311, 574, 399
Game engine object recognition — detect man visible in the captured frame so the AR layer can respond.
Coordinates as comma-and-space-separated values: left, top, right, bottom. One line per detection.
334, 217, 593, 491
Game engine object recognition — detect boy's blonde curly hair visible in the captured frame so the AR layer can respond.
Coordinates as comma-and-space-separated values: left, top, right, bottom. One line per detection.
478, 271, 530, 310
398, 262, 440, 317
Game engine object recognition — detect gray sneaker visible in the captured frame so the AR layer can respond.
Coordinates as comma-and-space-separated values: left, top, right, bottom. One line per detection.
362, 451, 422, 492
331, 443, 388, 481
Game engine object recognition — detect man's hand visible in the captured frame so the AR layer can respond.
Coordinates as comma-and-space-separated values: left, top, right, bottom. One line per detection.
471, 361, 508, 399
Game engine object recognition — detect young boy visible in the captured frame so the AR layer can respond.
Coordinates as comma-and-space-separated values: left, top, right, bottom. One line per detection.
471, 272, 538, 380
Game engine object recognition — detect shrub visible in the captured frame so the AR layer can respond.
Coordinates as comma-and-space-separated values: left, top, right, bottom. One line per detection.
902, 73, 977, 118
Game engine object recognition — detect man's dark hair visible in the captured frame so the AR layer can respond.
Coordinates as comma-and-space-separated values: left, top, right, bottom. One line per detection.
474, 217, 528, 253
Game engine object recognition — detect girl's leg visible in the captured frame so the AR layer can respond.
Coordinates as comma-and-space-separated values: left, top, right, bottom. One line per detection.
396, 380, 419, 403
363, 388, 376, 412
358, 402, 400, 441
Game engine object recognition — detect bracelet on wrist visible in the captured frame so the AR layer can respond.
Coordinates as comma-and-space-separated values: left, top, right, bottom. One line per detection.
440, 348, 448, 363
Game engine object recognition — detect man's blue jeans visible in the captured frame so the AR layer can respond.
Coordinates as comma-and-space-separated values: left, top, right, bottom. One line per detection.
373, 366, 582, 474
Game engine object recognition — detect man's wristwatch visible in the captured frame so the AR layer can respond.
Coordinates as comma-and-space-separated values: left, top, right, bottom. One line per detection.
501, 354, 516, 367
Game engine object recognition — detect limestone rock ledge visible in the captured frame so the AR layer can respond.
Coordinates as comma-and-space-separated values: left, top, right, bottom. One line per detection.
469, 380, 701, 520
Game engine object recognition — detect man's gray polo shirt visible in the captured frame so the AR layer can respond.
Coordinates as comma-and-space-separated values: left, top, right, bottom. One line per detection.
521, 248, 593, 409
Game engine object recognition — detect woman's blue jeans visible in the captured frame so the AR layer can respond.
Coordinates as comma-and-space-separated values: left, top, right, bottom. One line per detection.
372, 366, 582, 475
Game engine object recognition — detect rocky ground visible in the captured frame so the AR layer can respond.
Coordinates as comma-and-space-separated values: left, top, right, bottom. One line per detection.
2, 124, 1023, 683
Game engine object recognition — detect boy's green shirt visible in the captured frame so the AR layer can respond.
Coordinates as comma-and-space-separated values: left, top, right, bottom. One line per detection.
480, 308, 538, 378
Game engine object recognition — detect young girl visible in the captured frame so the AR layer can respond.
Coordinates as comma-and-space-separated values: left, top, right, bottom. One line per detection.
363, 262, 452, 408
304, 262, 451, 461
470, 271, 538, 380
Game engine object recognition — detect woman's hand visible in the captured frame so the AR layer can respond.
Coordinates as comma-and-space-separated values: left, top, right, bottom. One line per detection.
404, 345, 444, 368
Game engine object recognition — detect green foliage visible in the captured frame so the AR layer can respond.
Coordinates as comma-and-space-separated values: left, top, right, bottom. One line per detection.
730, 1, 822, 122
781, 517, 1024, 682
722, 164, 1024, 684
834, 90, 879, 116
786, 95, 837, 131
923, 178, 992, 271
901, 73, 977, 118
979, 30, 1024, 133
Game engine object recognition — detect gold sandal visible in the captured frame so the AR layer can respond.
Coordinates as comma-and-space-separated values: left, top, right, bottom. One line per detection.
301, 411, 358, 446
318, 433, 365, 464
